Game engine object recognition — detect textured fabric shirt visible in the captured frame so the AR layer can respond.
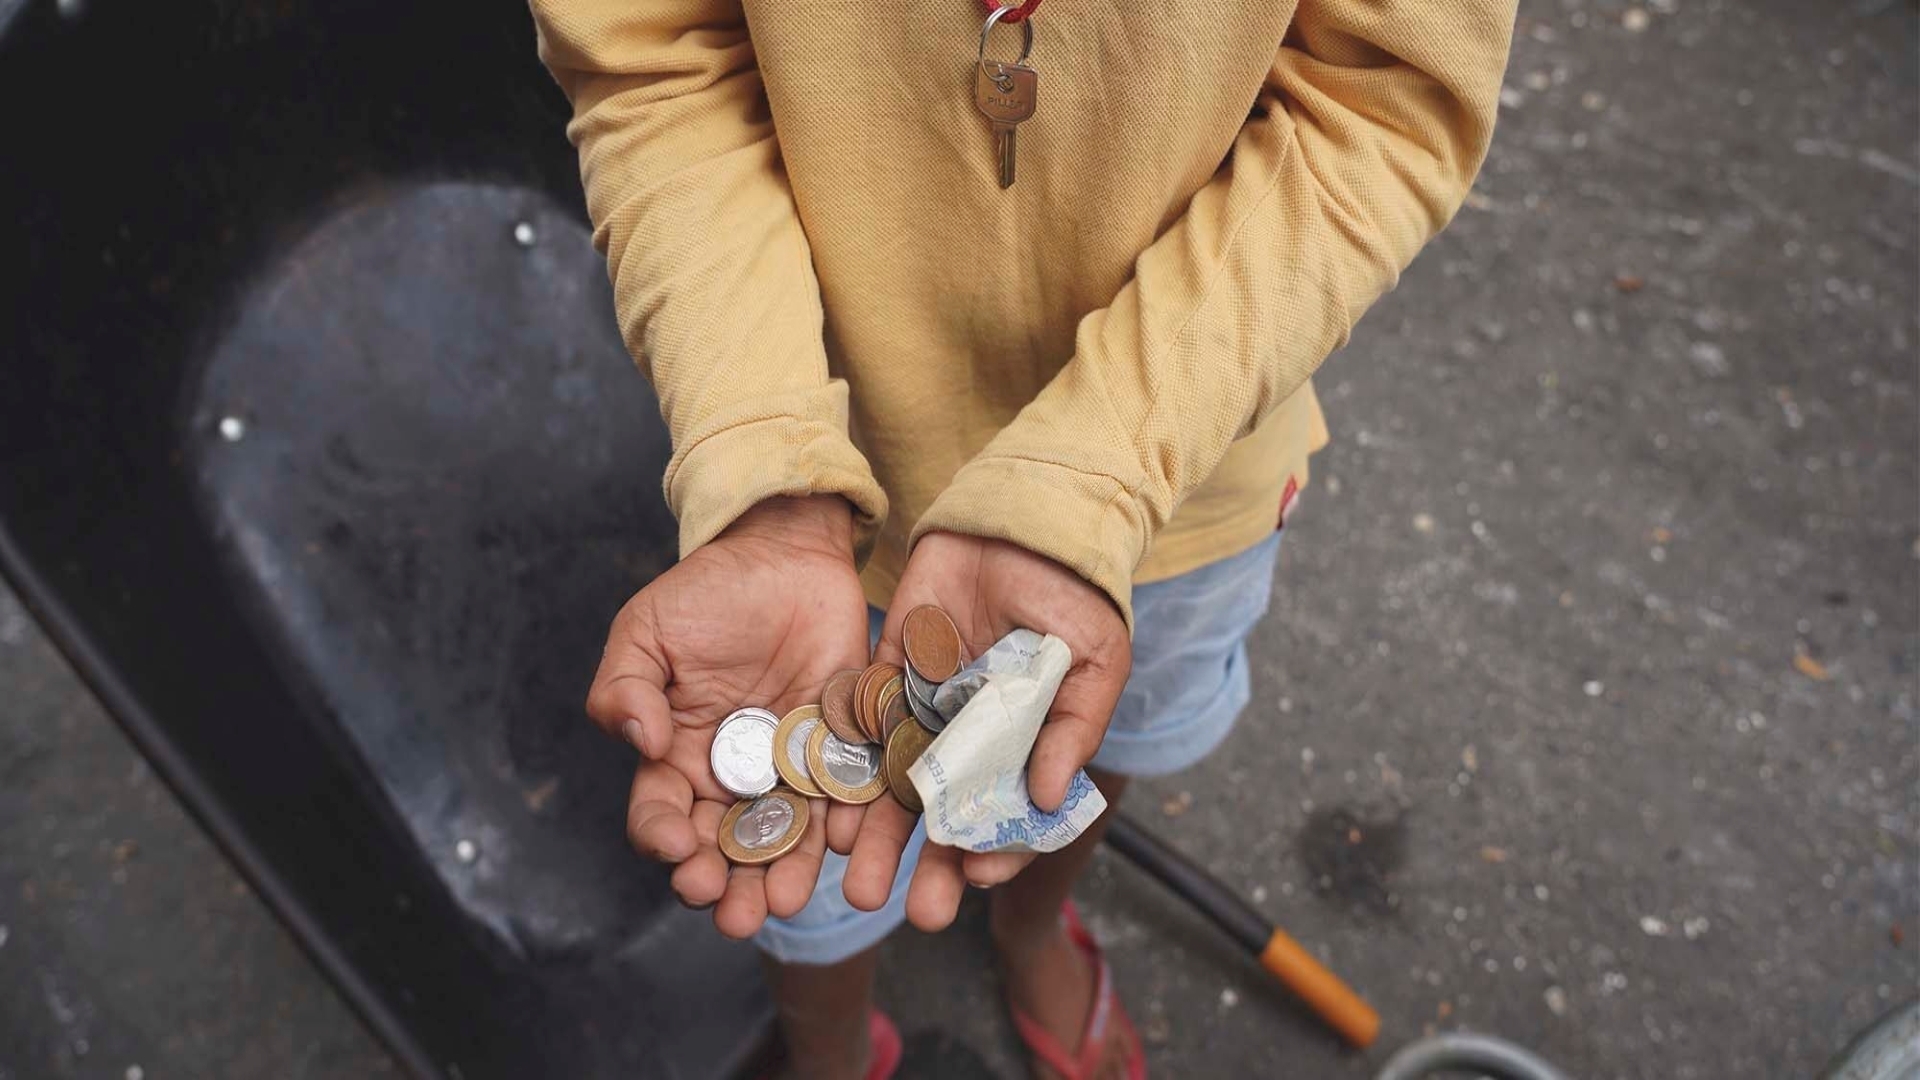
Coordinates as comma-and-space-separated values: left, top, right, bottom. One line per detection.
531, 0, 1515, 627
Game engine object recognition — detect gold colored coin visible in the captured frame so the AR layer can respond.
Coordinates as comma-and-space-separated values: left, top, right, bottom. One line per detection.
884, 721, 933, 815
902, 605, 963, 682
718, 788, 810, 866
820, 669, 865, 744
773, 704, 827, 798
806, 723, 889, 805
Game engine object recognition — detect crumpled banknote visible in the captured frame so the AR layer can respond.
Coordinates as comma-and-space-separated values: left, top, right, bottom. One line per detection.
925, 629, 1045, 724
907, 630, 1107, 853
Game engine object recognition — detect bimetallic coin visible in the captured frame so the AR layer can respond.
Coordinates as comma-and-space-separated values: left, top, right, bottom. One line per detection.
820, 668, 865, 744
884, 720, 933, 815
806, 724, 889, 804
710, 707, 781, 798
879, 677, 911, 740
902, 605, 963, 682
773, 704, 827, 798
718, 788, 810, 865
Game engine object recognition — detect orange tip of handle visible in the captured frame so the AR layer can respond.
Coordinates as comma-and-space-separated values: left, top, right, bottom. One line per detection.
1259, 927, 1381, 1049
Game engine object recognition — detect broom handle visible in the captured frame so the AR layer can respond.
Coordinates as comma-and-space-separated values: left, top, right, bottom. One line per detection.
1103, 812, 1381, 1049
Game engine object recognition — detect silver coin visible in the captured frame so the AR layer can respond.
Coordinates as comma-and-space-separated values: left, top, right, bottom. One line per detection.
817, 732, 882, 789
710, 707, 780, 797
905, 665, 941, 705
903, 668, 944, 732
733, 794, 798, 850
784, 715, 822, 785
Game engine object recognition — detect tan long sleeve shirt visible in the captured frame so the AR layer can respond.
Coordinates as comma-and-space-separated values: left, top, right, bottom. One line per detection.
531, 0, 1515, 627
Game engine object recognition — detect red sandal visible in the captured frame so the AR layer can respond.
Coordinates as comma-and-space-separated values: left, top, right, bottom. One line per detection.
1008, 901, 1147, 1080
761, 1008, 899, 1080
865, 1008, 903, 1080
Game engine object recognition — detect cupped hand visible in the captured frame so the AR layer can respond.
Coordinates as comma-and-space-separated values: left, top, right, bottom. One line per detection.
587, 495, 871, 939
834, 532, 1131, 930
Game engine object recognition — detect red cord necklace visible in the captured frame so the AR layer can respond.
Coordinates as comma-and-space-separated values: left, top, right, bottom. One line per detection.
979, 0, 1042, 23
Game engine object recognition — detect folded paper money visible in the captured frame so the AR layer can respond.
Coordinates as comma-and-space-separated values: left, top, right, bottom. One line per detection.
907, 630, 1108, 853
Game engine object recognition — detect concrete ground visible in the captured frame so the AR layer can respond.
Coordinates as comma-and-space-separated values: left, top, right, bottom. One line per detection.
2, 0, 1915, 1078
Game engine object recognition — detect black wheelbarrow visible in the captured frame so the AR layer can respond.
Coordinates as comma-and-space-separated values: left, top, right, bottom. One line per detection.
0, 2, 770, 1076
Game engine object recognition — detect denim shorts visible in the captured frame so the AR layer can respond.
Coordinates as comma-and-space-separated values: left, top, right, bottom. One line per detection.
753, 531, 1283, 964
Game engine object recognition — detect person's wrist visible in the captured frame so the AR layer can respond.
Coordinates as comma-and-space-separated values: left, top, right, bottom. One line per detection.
720, 494, 857, 564
920, 530, 1126, 626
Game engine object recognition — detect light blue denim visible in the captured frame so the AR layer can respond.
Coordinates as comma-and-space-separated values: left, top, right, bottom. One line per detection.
753, 531, 1283, 964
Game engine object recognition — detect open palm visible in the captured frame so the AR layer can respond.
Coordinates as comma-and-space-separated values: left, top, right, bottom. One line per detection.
588, 496, 870, 939
833, 532, 1131, 930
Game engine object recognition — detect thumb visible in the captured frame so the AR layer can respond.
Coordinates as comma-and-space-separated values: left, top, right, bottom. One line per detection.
872, 602, 909, 672
587, 609, 675, 760
1026, 650, 1129, 811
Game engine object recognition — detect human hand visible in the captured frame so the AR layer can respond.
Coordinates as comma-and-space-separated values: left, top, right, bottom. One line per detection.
587, 495, 871, 939
833, 532, 1131, 930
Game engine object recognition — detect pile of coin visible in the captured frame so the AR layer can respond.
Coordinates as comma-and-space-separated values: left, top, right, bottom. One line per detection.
708, 605, 968, 865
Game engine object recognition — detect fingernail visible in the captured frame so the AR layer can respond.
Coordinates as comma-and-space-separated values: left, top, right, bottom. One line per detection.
622, 719, 648, 755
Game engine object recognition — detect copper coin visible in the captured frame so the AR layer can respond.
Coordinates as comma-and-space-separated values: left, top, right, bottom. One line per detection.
847, 667, 872, 742
819, 668, 865, 744
860, 662, 899, 743
879, 677, 911, 740
884, 721, 934, 815
902, 605, 963, 682
718, 788, 809, 865
773, 705, 827, 798
806, 724, 889, 804
871, 665, 902, 741
852, 663, 885, 743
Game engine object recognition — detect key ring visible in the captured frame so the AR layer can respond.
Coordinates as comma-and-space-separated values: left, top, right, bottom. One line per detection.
978, 5, 1034, 69
978, 5, 1034, 93
977, 0, 1043, 24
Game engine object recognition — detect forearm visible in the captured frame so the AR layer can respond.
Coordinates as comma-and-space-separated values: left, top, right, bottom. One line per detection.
533, 0, 887, 556
917, 0, 1517, 624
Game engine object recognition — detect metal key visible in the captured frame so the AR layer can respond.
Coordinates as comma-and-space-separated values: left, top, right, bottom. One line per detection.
975, 61, 1037, 188
975, 6, 1038, 189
